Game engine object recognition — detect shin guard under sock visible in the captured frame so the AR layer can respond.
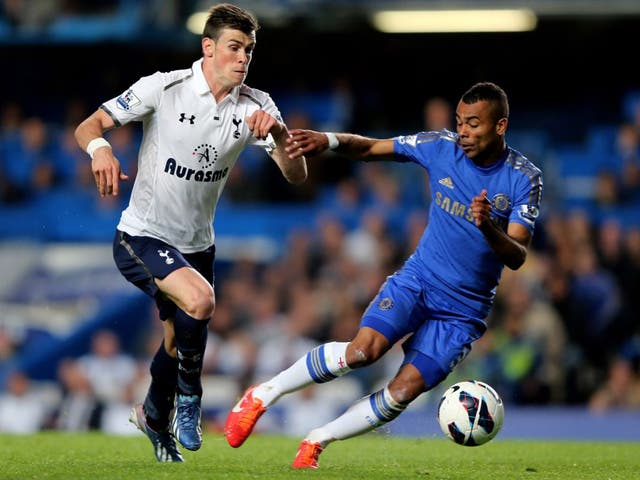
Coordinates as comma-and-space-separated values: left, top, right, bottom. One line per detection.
308, 386, 407, 444
174, 309, 209, 397
257, 342, 350, 407
144, 342, 178, 431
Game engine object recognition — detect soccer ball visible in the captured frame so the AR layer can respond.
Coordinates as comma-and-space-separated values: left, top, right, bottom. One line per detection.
437, 380, 504, 446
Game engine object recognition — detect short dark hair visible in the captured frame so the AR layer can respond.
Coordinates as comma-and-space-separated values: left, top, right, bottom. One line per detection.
461, 82, 509, 121
203, 3, 259, 40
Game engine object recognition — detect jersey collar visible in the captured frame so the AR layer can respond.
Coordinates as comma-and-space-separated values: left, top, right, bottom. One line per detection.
191, 58, 211, 95
191, 58, 241, 103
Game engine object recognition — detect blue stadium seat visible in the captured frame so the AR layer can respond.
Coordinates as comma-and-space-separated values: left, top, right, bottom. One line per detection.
552, 146, 602, 210
507, 128, 551, 167
586, 124, 619, 157
47, 1, 142, 42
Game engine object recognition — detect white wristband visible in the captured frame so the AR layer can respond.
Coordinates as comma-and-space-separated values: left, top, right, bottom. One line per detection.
86, 137, 111, 159
325, 132, 339, 150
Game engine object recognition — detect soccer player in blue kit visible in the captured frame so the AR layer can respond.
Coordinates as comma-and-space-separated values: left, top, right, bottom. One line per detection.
224, 82, 543, 469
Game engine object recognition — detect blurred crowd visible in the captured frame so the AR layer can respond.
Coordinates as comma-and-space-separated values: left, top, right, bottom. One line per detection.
0, 99, 137, 208
1, 90, 640, 435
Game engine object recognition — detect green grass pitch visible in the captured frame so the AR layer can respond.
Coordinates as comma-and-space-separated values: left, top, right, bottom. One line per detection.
1, 432, 637, 479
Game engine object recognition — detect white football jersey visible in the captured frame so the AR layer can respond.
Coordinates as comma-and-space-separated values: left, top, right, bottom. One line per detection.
101, 58, 280, 253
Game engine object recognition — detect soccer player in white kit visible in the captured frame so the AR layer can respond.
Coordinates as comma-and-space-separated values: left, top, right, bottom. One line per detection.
74, 3, 307, 462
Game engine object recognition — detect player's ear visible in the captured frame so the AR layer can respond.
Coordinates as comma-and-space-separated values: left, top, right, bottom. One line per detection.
496, 117, 508, 135
202, 37, 215, 57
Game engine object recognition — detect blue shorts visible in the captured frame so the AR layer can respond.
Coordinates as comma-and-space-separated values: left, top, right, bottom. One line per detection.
112, 230, 215, 319
361, 266, 486, 388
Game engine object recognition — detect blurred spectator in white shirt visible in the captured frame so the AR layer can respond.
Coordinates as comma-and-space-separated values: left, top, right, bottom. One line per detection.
0, 371, 53, 433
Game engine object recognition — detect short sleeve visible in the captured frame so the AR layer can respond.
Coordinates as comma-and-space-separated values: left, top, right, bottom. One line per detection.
509, 169, 543, 232
100, 71, 164, 126
394, 131, 447, 171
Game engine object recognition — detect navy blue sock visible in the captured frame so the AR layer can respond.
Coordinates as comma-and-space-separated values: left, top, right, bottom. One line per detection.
144, 342, 177, 431
174, 309, 209, 397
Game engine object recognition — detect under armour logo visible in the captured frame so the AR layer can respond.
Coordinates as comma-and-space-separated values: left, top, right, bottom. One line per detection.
157, 249, 175, 265
179, 113, 196, 124
232, 115, 242, 139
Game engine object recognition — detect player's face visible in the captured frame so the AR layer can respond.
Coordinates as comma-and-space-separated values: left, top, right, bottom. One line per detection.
208, 28, 256, 88
455, 100, 506, 163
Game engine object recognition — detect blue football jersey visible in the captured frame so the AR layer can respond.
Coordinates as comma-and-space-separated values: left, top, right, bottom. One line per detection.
393, 130, 543, 317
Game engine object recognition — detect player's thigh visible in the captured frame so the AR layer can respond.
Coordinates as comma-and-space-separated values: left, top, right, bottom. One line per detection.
163, 245, 216, 316
113, 230, 192, 297
360, 274, 426, 346
403, 318, 485, 389
113, 230, 215, 316
155, 265, 214, 314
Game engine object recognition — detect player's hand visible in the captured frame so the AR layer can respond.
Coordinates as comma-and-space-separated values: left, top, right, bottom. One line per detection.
471, 189, 492, 228
285, 129, 330, 158
246, 110, 278, 140
92, 148, 129, 197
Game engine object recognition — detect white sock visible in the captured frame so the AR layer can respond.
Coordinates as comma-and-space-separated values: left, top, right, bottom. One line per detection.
306, 386, 407, 447
254, 342, 350, 407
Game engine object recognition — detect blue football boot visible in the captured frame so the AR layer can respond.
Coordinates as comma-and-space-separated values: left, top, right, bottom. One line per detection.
171, 394, 202, 451
129, 404, 184, 462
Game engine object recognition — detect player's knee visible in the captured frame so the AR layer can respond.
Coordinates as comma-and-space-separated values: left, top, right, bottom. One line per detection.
163, 335, 177, 358
183, 285, 215, 319
165, 344, 177, 358
387, 378, 423, 404
347, 329, 389, 367
387, 364, 428, 403
346, 343, 383, 368
194, 293, 215, 319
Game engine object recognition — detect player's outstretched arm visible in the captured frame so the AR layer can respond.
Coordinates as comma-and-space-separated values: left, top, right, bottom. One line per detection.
285, 129, 395, 161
